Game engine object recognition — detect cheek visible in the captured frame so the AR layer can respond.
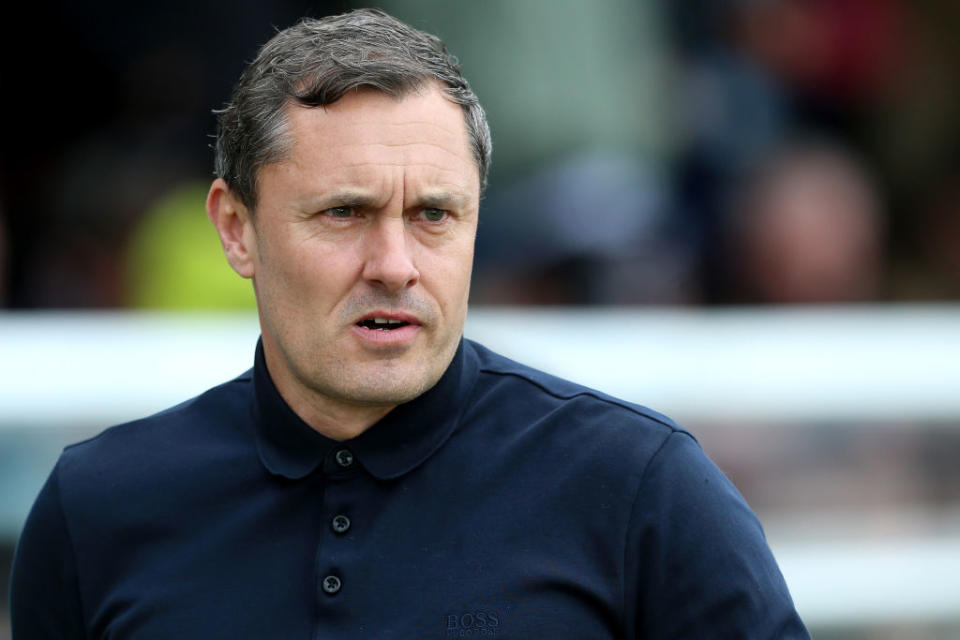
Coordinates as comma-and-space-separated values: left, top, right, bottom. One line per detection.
427, 243, 475, 306
254, 245, 348, 329
272, 236, 356, 289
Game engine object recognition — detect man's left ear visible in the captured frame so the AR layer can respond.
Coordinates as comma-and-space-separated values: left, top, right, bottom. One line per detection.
206, 178, 257, 279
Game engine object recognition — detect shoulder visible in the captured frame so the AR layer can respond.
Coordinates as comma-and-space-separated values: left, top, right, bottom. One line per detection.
466, 338, 681, 431
463, 339, 694, 474
57, 370, 254, 495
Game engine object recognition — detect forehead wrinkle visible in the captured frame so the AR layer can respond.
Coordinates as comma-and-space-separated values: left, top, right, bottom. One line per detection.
336, 157, 471, 173
330, 157, 477, 191
273, 145, 475, 194
320, 141, 474, 168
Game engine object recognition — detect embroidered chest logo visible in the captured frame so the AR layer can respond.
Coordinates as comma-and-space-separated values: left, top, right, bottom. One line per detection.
445, 610, 502, 637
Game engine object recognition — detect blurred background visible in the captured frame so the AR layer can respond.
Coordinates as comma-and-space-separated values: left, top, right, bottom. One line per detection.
3, 0, 960, 637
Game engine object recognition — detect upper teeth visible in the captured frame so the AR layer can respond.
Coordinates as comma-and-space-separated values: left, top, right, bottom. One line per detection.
372, 318, 403, 325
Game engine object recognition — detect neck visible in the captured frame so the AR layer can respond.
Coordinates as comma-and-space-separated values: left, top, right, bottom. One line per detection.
262, 343, 395, 442
283, 385, 395, 441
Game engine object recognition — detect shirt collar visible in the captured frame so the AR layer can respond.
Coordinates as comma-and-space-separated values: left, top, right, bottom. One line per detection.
252, 338, 477, 481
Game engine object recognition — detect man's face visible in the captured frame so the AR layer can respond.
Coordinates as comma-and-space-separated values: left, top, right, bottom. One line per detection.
235, 86, 480, 418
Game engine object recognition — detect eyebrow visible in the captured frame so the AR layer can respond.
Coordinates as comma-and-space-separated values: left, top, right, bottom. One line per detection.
416, 192, 470, 210
311, 189, 380, 210
309, 189, 472, 212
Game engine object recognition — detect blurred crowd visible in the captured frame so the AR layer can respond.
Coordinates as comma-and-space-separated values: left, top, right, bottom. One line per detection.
3, 0, 960, 309
478, 0, 960, 306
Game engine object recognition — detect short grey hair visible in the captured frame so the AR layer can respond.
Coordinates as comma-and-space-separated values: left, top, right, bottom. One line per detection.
213, 8, 492, 210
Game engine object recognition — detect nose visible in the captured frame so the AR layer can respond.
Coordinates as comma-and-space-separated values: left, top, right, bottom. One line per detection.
361, 217, 420, 293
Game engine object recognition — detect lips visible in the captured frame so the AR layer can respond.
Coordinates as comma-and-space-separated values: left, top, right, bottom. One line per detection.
357, 317, 410, 331
351, 311, 422, 347
354, 311, 421, 331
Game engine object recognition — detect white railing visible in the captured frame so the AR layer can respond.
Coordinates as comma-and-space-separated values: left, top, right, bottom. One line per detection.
4, 306, 960, 426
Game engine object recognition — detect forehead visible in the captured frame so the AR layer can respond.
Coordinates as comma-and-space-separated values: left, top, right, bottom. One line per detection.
265, 86, 479, 201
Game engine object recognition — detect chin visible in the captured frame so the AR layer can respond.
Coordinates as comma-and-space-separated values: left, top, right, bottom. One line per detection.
323, 362, 442, 408
340, 380, 434, 408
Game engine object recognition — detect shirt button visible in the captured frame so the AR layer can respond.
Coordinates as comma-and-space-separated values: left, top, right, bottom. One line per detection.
331, 515, 351, 534
334, 448, 354, 468
322, 575, 342, 595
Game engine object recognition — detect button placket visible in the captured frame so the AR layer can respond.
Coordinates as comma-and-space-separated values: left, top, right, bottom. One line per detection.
319, 447, 360, 604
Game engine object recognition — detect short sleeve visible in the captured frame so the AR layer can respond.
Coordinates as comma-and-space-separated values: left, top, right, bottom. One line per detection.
625, 431, 810, 639
10, 460, 87, 639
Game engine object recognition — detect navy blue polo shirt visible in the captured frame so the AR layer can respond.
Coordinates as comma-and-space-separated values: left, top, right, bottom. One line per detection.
11, 339, 809, 639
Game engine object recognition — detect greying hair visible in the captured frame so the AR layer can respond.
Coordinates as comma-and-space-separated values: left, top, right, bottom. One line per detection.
214, 8, 492, 210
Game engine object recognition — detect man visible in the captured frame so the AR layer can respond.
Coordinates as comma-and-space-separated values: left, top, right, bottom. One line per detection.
11, 9, 810, 638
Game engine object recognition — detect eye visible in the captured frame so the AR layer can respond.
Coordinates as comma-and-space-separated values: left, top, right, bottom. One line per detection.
323, 206, 355, 219
417, 208, 448, 223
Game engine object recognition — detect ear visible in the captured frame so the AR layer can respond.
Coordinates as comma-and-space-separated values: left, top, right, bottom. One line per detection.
206, 178, 257, 279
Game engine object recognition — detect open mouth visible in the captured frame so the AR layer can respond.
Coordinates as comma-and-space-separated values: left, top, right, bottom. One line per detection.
356, 317, 411, 331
